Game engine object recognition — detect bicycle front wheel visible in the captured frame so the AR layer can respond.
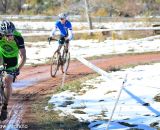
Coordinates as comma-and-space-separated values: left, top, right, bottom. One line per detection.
50, 53, 60, 77
61, 52, 70, 74
0, 85, 6, 106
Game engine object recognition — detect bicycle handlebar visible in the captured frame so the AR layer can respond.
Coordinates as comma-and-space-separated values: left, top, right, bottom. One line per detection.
48, 39, 51, 45
0, 64, 19, 82
48, 38, 58, 45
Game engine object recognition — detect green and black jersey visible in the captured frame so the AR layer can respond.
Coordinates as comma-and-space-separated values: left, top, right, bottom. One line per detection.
0, 31, 25, 70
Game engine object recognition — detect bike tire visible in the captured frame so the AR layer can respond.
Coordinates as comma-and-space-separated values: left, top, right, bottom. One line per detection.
61, 51, 70, 74
0, 85, 6, 106
0, 89, 3, 106
50, 53, 60, 77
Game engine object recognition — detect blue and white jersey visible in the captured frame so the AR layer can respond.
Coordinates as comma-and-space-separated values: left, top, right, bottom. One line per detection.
50, 20, 73, 40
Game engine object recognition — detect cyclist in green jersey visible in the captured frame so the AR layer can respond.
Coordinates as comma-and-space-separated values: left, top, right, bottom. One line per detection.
0, 20, 26, 121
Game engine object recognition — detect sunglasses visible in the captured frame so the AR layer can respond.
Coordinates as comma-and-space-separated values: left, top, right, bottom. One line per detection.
6, 34, 13, 37
60, 18, 65, 20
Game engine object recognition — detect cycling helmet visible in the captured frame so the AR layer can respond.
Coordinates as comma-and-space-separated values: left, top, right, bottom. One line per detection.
58, 13, 67, 19
0, 25, 4, 38
0, 22, 3, 35
0, 20, 16, 35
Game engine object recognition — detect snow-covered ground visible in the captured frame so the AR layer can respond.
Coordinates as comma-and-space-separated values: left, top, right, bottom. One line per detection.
47, 63, 160, 130
43, 35, 160, 130
14, 21, 156, 30
13, 20, 160, 30
25, 35, 160, 65
12, 21, 160, 129
13, 22, 160, 90
12, 21, 160, 65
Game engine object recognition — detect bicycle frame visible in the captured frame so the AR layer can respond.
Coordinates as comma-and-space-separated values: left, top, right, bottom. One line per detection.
58, 43, 68, 63
49, 38, 70, 77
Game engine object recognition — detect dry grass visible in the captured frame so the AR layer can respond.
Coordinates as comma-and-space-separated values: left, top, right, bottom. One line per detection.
24, 35, 48, 42
30, 74, 98, 129
55, 74, 97, 93
107, 66, 121, 72
31, 95, 89, 130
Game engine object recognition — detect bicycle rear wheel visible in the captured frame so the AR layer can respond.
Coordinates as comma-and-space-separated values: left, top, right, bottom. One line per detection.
50, 53, 60, 77
61, 51, 70, 74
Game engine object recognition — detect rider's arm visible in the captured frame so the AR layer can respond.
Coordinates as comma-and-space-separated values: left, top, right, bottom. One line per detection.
18, 48, 26, 70
67, 29, 73, 40
66, 21, 73, 40
14, 36, 26, 70
50, 25, 57, 37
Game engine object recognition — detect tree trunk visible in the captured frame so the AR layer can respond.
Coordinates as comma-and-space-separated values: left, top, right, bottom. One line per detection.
1, 0, 8, 13
84, 0, 93, 35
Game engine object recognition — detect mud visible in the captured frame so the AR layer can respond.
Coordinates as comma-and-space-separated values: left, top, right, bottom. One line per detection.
2, 53, 160, 129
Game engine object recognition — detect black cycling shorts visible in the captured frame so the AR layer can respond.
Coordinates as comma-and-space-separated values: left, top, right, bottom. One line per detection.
2, 56, 18, 70
58, 36, 69, 44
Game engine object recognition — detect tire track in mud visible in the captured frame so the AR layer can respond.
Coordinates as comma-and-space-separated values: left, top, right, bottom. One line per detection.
5, 103, 24, 130
4, 53, 160, 129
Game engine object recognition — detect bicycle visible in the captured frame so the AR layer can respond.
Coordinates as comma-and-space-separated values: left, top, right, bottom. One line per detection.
0, 65, 17, 115
48, 38, 70, 77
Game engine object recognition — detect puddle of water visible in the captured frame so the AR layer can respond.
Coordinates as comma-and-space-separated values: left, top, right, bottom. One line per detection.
12, 76, 50, 90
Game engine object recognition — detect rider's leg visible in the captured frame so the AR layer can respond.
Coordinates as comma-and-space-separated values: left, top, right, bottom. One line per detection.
0, 74, 13, 121
65, 39, 69, 53
54, 44, 62, 55
0, 56, 17, 120
4, 74, 13, 105
0, 58, 3, 65
54, 36, 65, 55
3, 57, 17, 104
61, 40, 70, 74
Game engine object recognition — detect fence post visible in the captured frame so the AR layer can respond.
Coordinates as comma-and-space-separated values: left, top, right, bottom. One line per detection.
106, 74, 128, 130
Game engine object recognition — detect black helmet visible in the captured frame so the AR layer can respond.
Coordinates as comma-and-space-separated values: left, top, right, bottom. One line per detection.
0, 20, 16, 35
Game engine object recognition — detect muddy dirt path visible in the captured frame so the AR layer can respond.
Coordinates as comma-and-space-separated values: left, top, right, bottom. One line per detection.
2, 53, 160, 129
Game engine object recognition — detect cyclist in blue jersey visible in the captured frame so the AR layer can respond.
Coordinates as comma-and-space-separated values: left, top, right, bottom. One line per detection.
48, 13, 73, 54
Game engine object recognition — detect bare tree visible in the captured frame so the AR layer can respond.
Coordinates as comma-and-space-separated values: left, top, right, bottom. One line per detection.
17, 0, 23, 14
1, 0, 8, 13
84, 0, 93, 35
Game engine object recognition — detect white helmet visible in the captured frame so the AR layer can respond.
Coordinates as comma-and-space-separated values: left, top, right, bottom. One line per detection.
58, 13, 67, 19
0, 20, 15, 35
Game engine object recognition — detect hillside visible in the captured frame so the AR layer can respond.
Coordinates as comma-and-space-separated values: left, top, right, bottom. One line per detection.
0, 0, 160, 17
